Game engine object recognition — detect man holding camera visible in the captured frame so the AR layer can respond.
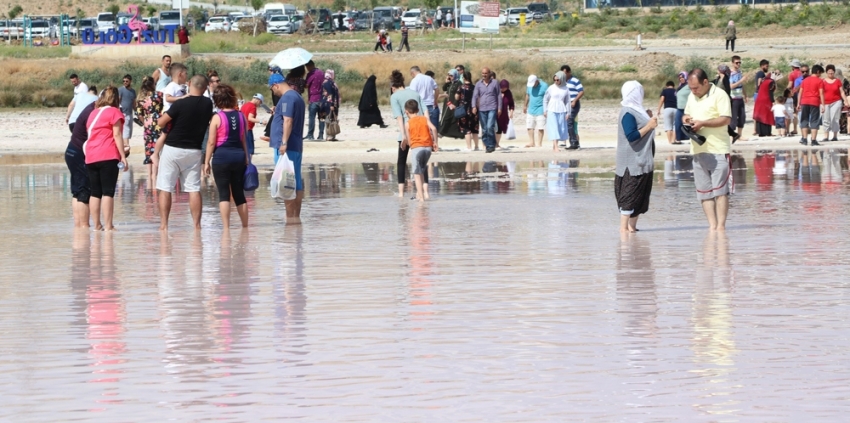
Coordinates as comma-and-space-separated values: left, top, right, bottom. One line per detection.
683, 68, 733, 231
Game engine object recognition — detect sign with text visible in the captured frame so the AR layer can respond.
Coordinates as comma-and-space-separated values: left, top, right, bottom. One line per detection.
82, 25, 178, 45
459, 1, 500, 34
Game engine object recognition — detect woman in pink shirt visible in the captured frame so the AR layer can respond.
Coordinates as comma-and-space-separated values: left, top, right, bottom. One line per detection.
85, 86, 128, 231
821, 64, 850, 142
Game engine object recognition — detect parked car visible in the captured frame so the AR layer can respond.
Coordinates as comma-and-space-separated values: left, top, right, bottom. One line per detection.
526, 3, 550, 20
402, 9, 422, 28
27, 20, 51, 37
0, 20, 22, 39
96, 12, 115, 31
142, 17, 161, 31
505, 8, 530, 26
358, 11, 388, 31
266, 15, 294, 34
70, 18, 97, 36
205, 16, 231, 32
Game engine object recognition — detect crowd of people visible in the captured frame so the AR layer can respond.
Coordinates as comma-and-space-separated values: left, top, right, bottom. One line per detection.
62, 51, 850, 232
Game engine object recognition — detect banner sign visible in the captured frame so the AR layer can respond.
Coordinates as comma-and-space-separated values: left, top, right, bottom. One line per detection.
459, 1, 500, 34
82, 25, 178, 44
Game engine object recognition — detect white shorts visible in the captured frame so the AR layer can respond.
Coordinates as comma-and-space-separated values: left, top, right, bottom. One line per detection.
156, 145, 202, 193
123, 113, 133, 139
526, 114, 545, 130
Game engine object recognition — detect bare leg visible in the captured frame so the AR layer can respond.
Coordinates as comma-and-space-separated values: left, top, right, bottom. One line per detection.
189, 192, 202, 230
552, 140, 558, 152
284, 190, 304, 225
219, 201, 231, 228
465, 134, 472, 150
715, 194, 729, 231
101, 196, 115, 231
89, 197, 103, 230
414, 174, 424, 201
72, 198, 90, 228
495, 133, 501, 148
628, 215, 640, 232
701, 198, 718, 230
667, 130, 674, 144
158, 190, 172, 231
525, 130, 534, 147
398, 183, 405, 198
236, 203, 249, 228
811, 128, 819, 142
473, 134, 480, 150
619, 214, 630, 233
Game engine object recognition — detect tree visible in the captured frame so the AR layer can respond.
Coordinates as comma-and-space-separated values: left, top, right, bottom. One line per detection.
332, 0, 346, 12
107, 4, 120, 17
147, 5, 158, 17
424, 0, 442, 12
8, 5, 23, 20
251, 0, 263, 37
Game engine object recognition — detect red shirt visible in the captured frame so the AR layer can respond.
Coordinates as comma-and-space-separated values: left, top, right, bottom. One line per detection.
85, 106, 124, 164
800, 76, 824, 107
177, 29, 189, 44
788, 69, 801, 87
823, 79, 843, 104
240, 102, 257, 130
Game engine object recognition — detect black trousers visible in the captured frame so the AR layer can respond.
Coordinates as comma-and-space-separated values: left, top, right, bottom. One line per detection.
397, 142, 428, 185
399, 36, 410, 51
212, 162, 247, 205
726, 38, 735, 51
87, 160, 119, 199
374, 42, 385, 52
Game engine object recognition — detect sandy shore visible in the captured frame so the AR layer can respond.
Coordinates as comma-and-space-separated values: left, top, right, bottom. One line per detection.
3, 101, 848, 166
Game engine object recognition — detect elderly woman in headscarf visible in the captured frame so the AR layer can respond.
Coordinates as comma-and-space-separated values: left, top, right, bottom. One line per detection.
543, 71, 571, 152
438, 68, 464, 139
675, 71, 690, 143
495, 79, 515, 148
715, 64, 731, 96
725, 20, 736, 52
615, 81, 657, 233
320, 69, 340, 141
358, 75, 386, 128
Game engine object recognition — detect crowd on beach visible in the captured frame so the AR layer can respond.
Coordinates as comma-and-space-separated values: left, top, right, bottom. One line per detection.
60, 50, 850, 233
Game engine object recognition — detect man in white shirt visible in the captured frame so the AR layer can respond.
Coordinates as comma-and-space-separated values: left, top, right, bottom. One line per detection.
409, 66, 439, 129
162, 63, 189, 113
65, 74, 89, 132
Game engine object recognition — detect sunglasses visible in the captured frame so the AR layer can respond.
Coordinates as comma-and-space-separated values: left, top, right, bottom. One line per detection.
733, 61, 741, 64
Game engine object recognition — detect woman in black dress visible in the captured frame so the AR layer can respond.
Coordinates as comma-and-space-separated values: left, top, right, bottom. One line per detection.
357, 75, 386, 128
456, 71, 480, 151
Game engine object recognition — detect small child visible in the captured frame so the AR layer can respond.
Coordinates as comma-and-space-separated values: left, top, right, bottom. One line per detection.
773, 96, 790, 137
783, 88, 796, 136
403, 99, 438, 202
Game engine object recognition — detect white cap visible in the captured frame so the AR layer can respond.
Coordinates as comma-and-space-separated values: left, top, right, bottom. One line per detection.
252, 93, 265, 103
527, 75, 538, 87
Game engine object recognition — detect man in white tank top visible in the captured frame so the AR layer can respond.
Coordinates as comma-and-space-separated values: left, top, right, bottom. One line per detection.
153, 55, 173, 93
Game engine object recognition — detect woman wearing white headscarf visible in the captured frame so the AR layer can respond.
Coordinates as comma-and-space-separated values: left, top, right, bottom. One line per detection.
543, 71, 571, 152
615, 81, 657, 233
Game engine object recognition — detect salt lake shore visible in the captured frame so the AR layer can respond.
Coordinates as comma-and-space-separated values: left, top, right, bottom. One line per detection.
2, 102, 846, 167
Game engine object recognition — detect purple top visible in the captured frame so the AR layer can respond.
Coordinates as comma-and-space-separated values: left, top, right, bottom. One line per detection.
472, 79, 502, 113
305, 68, 324, 103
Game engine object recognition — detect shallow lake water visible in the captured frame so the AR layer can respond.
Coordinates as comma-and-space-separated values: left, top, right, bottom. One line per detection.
1, 150, 849, 421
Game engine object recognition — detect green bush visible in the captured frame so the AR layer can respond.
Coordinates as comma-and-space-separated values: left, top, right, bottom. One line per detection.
684, 55, 711, 74
618, 64, 637, 73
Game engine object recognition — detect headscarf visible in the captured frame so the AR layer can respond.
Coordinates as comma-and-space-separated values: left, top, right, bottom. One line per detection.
718, 64, 730, 77
677, 71, 688, 90
499, 79, 513, 104
324, 69, 338, 90
728, 20, 734, 26
554, 71, 567, 88
448, 68, 459, 81
620, 80, 649, 121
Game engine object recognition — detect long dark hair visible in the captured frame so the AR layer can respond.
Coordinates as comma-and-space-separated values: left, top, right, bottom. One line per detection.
140, 76, 156, 98
391, 70, 405, 89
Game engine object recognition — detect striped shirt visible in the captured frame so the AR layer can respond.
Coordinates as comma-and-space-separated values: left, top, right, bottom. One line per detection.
566, 76, 584, 101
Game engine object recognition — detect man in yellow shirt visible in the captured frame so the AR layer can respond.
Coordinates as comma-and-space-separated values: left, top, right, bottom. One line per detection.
683, 69, 732, 231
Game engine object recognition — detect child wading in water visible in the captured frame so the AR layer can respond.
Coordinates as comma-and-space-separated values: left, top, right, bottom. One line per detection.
403, 99, 438, 201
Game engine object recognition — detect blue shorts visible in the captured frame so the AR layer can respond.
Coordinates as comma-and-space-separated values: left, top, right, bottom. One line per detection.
775, 117, 786, 129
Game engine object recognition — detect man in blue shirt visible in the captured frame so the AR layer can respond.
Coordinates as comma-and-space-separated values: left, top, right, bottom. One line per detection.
269, 73, 306, 223
524, 75, 548, 148
561, 65, 584, 149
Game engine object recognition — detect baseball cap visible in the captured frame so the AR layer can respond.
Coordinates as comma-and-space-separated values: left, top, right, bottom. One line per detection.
253, 93, 265, 103
527, 75, 538, 87
268, 73, 285, 88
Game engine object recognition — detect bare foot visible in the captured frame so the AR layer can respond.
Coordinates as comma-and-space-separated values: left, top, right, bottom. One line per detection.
524, 144, 534, 148
159, 225, 168, 231
94, 225, 104, 231
105, 226, 116, 231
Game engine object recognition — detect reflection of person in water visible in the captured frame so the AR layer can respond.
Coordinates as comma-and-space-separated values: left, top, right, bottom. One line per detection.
617, 233, 658, 344
273, 226, 306, 349
753, 152, 776, 188
212, 230, 253, 363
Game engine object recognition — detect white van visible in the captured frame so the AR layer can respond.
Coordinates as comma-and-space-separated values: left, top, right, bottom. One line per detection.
264, 3, 297, 19
96, 12, 115, 31
159, 10, 181, 28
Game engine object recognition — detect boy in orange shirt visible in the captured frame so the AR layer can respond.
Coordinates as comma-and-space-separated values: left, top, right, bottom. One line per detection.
402, 99, 438, 202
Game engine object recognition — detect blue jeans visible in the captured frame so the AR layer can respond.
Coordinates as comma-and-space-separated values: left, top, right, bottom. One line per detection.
427, 105, 439, 129
478, 110, 497, 149
307, 102, 324, 139
568, 101, 580, 144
